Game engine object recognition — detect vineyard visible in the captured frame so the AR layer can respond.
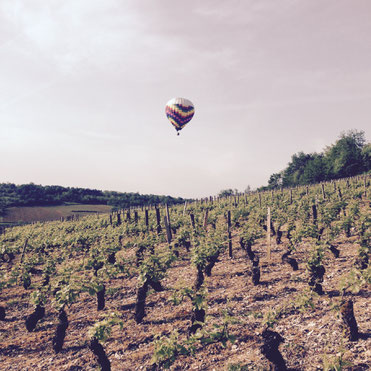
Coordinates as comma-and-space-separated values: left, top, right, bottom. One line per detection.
0, 177, 370, 370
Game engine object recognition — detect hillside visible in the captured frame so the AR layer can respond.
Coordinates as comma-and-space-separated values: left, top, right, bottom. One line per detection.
0, 204, 113, 225
0, 177, 370, 370
0, 183, 187, 218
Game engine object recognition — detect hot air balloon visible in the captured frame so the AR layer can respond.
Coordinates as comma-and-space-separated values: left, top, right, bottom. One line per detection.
165, 97, 195, 135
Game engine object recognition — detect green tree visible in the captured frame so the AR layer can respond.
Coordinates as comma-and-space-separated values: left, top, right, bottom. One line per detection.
218, 189, 235, 198
282, 152, 316, 186
324, 130, 366, 179
301, 154, 327, 184
268, 173, 283, 189
361, 142, 371, 172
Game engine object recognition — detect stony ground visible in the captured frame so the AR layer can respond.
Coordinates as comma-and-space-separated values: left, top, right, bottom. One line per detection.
0, 231, 370, 370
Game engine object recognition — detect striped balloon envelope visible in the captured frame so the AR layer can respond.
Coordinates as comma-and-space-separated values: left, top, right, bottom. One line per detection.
165, 97, 195, 135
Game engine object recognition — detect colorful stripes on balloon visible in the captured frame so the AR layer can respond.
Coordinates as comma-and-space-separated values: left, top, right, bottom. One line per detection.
165, 98, 195, 132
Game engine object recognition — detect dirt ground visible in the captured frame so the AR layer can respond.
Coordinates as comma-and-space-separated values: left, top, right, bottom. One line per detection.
0, 232, 370, 370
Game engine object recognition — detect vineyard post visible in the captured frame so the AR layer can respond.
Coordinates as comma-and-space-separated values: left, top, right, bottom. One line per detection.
183, 201, 187, 216
321, 183, 326, 200
312, 204, 318, 225
117, 212, 121, 226
267, 207, 271, 262
190, 213, 196, 230
306, 186, 309, 196
227, 210, 232, 258
134, 211, 138, 223
164, 215, 172, 244
338, 187, 343, 201
126, 209, 131, 222
364, 176, 367, 197
203, 209, 209, 230
155, 207, 162, 234
258, 193, 262, 207
145, 209, 149, 227
20, 238, 28, 263
165, 204, 172, 241
289, 189, 293, 204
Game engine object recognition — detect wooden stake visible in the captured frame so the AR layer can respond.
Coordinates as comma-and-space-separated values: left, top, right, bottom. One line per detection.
267, 207, 271, 262
227, 211, 232, 258
20, 238, 28, 263
338, 187, 343, 201
164, 216, 172, 244
203, 209, 209, 230
155, 207, 161, 234
165, 204, 172, 241
364, 176, 367, 197
183, 201, 187, 216
312, 204, 318, 224
190, 213, 195, 230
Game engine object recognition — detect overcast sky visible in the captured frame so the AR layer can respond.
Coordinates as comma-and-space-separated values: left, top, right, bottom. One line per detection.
1, 0, 370, 198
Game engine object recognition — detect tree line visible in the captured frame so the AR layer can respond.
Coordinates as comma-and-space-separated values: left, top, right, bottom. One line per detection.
0, 183, 187, 215
261, 130, 370, 190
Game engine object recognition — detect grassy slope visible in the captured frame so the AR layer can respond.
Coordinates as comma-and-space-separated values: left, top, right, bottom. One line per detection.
0, 204, 112, 224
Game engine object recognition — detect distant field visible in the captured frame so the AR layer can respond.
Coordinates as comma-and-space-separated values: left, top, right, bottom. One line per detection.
0, 204, 112, 224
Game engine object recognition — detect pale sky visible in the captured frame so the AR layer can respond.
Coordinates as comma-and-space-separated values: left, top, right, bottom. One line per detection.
1, 0, 370, 198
